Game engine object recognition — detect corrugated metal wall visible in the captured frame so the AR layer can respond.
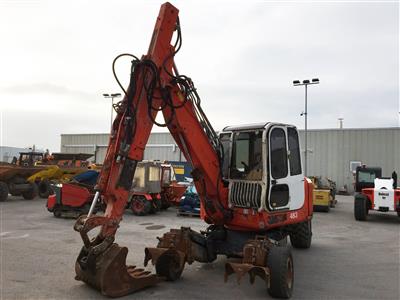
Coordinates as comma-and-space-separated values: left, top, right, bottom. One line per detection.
298, 128, 399, 193
61, 128, 399, 193
61, 132, 184, 164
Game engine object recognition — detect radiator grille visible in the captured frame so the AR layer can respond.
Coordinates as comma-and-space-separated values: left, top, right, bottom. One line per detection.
229, 181, 262, 208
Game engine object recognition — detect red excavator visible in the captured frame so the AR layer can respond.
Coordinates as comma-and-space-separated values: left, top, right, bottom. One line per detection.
73, 3, 313, 299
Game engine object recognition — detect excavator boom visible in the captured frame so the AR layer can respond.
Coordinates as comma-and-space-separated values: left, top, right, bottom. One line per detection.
74, 2, 230, 296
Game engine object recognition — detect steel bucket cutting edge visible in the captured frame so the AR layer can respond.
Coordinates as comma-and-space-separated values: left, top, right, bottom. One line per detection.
75, 243, 160, 297
225, 262, 270, 288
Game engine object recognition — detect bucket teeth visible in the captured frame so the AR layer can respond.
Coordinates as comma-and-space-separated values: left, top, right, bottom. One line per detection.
75, 243, 160, 297
225, 262, 270, 287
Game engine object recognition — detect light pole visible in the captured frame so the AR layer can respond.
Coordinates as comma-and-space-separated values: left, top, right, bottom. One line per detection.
338, 118, 344, 129
103, 93, 121, 130
293, 78, 319, 177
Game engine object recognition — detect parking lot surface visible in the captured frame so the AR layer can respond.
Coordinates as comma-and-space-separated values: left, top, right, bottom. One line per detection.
1, 195, 399, 299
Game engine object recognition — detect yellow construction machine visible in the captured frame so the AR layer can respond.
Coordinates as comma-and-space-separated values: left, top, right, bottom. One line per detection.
25, 152, 95, 198
310, 176, 337, 212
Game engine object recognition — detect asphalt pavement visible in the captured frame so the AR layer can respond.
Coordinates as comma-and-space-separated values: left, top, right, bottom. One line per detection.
1, 195, 399, 299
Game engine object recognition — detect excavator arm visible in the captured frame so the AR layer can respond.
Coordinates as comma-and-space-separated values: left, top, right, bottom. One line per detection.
161, 81, 232, 224
95, 3, 179, 238
73, 3, 231, 296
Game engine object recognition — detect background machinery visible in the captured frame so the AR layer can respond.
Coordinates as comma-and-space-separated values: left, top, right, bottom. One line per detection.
178, 184, 201, 217
354, 165, 382, 193
29, 153, 94, 198
128, 161, 163, 215
47, 170, 101, 218
0, 162, 41, 201
0, 151, 47, 201
310, 176, 337, 212
128, 161, 187, 215
354, 167, 399, 220
159, 162, 187, 208
73, 3, 314, 299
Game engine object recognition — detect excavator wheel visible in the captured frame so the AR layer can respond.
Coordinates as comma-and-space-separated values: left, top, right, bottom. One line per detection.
0, 182, 9, 202
267, 246, 293, 299
131, 196, 152, 216
289, 220, 312, 249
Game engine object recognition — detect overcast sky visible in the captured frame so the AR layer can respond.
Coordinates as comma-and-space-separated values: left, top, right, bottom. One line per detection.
0, 0, 398, 152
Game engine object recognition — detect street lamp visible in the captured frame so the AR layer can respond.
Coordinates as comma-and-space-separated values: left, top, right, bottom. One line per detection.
293, 78, 319, 177
103, 93, 121, 130
338, 118, 344, 129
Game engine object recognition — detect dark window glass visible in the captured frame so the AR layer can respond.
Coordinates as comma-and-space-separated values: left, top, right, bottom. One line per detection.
358, 171, 376, 183
220, 133, 231, 179
270, 184, 289, 208
230, 131, 263, 180
161, 168, 171, 185
270, 128, 288, 179
287, 127, 302, 176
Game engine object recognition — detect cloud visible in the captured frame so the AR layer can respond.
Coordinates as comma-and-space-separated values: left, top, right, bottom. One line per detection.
0, 0, 398, 152
1, 82, 93, 98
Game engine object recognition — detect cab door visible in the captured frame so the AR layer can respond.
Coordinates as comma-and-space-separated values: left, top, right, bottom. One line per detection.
268, 126, 304, 211
286, 127, 305, 210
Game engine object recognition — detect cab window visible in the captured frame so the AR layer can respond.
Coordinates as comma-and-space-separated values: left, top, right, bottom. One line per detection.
270, 128, 288, 179
230, 131, 263, 180
220, 133, 231, 179
287, 127, 302, 176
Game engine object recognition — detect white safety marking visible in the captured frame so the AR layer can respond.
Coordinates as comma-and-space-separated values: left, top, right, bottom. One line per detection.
1, 233, 29, 240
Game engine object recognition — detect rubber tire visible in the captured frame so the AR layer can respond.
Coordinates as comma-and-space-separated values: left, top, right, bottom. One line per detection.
267, 246, 294, 299
329, 195, 336, 208
289, 220, 312, 249
131, 196, 152, 216
149, 199, 161, 214
155, 250, 184, 281
354, 195, 367, 221
38, 180, 53, 198
53, 206, 62, 218
22, 182, 38, 200
161, 196, 170, 210
0, 182, 9, 202
154, 199, 162, 212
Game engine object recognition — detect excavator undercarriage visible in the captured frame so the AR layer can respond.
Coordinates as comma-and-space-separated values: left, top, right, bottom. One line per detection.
75, 212, 301, 298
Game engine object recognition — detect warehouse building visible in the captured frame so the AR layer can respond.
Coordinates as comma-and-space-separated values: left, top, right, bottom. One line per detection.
298, 127, 399, 193
61, 127, 399, 193
60, 132, 183, 163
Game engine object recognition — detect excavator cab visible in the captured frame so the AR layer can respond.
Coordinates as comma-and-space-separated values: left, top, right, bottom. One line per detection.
220, 122, 305, 212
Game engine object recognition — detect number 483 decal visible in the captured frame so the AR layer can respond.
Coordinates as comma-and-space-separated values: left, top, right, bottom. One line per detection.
289, 212, 298, 219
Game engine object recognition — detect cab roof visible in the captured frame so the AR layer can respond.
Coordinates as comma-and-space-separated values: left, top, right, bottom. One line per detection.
222, 122, 296, 132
